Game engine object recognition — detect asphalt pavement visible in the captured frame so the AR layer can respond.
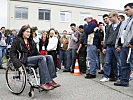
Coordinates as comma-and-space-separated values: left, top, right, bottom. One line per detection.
0, 66, 133, 100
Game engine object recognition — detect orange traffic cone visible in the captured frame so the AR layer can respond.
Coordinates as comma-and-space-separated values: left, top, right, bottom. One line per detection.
73, 59, 81, 76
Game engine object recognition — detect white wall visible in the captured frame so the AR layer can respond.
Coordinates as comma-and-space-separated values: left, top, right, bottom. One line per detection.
9, 1, 126, 33
9, 1, 112, 32
0, 0, 8, 28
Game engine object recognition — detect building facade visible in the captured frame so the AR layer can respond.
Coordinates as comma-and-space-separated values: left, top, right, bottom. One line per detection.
7, 0, 124, 32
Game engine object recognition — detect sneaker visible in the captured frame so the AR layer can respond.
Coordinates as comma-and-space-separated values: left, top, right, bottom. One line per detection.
63, 69, 70, 72
100, 77, 109, 82
85, 74, 96, 79
81, 71, 86, 74
109, 77, 117, 82
0, 67, 4, 69
114, 82, 129, 87
98, 70, 104, 74
0, 65, 4, 69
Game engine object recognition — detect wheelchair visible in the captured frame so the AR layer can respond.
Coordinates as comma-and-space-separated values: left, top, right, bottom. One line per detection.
5, 59, 46, 98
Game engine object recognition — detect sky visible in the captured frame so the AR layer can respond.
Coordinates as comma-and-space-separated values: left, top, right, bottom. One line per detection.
45, 0, 132, 10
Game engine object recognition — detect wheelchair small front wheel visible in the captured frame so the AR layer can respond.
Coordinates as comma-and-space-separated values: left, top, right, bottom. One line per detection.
29, 89, 34, 98
6, 64, 27, 95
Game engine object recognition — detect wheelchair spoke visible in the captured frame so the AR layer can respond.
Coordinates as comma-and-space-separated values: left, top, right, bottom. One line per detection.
6, 64, 26, 94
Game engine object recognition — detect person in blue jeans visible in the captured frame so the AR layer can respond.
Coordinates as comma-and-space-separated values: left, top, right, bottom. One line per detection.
102, 14, 118, 81
0, 46, 6, 68
114, 3, 133, 87
100, 12, 122, 82
59, 30, 69, 70
83, 15, 100, 78
65, 23, 80, 73
129, 38, 133, 78
0, 27, 6, 69
10, 25, 60, 90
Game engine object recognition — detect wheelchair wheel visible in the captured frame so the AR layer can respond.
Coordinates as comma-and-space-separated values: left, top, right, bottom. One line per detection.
6, 63, 27, 95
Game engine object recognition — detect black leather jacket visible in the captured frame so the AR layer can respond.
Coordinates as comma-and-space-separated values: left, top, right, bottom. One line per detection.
10, 36, 39, 68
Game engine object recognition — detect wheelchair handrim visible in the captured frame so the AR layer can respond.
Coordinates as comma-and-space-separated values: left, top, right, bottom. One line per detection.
6, 65, 27, 95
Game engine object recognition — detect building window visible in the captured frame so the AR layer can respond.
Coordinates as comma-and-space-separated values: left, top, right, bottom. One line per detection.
15, 7, 28, 19
39, 9, 51, 20
97, 15, 103, 22
60, 11, 71, 22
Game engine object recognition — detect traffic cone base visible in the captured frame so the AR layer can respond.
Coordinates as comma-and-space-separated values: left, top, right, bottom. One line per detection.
73, 59, 81, 76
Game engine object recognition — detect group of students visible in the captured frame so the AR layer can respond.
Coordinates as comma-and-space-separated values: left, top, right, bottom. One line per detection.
0, 3, 132, 89
57, 3, 133, 88
0, 28, 17, 68
83, 3, 133, 87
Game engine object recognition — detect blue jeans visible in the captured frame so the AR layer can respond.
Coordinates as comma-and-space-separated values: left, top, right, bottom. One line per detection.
87, 45, 99, 75
130, 49, 133, 71
59, 49, 67, 69
27, 55, 57, 84
0, 46, 6, 66
66, 49, 77, 71
103, 46, 121, 78
120, 47, 132, 85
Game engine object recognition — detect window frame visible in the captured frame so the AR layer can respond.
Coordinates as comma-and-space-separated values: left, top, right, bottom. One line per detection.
14, 6, 28, 20
38, 9, 51, 21
60, 11, 72, 23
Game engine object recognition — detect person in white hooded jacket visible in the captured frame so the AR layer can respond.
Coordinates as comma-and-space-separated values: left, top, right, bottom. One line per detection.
47, 29, 58, 71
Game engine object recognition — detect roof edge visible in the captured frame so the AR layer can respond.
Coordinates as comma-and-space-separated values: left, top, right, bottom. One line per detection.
10, 0, 124, 13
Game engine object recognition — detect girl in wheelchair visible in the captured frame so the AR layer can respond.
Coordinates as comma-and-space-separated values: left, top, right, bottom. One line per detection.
9, 25, 60, 91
